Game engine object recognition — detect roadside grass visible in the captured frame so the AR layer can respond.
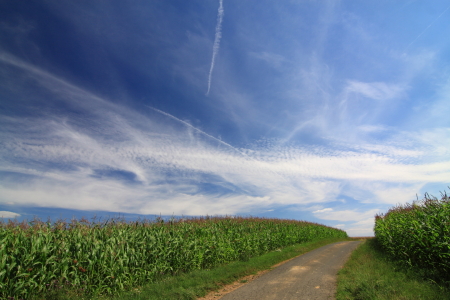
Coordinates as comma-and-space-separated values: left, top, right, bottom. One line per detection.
336, 238, 450, 300
39, 237, 351, 300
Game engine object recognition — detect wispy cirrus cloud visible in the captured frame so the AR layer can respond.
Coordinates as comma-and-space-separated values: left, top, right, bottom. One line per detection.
1, 53, 449, 236
345, 81, 407, 101
249, 51, 287, 70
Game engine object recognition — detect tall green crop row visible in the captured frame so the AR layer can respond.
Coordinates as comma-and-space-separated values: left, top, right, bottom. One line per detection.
374, 192, 450, 283
0, 216, 347, 299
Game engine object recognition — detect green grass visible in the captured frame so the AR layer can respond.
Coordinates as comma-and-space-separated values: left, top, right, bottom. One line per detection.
336, 238, 450, 300
40, 237, 351, 300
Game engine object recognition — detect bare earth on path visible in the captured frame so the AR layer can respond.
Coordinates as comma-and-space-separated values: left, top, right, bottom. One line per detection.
198, 241, 361, 300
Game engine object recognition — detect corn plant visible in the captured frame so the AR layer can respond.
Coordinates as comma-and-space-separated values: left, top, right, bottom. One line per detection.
374, 190, 450, 284
0, 216, 347, 299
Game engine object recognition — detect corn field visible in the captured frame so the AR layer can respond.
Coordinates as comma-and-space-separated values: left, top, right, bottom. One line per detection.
0, 216, 347, 299
374, 191, 450, 284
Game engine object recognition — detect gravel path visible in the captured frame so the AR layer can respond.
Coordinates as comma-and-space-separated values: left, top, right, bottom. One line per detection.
202, 241, 361, 300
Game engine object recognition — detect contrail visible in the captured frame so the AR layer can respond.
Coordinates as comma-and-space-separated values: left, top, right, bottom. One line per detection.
404, 4, 450, 52
206, 0, 224, 96
147, 106, 248, 157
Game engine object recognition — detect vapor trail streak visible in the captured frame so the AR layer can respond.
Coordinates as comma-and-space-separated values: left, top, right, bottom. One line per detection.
147, 106, 248, 157
404, 4, 450, 52
206, 0, 224, 96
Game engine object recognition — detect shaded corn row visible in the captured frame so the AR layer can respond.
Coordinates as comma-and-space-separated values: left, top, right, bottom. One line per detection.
374, 191, 450, 283
0, 216, 347, 299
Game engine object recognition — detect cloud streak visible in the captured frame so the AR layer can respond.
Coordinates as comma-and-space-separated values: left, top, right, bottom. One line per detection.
206, 0, 224, 96
404, 4, 450, 52
0, 211, 21, 219
146, 106, 247, 157
345, 81, 406, 101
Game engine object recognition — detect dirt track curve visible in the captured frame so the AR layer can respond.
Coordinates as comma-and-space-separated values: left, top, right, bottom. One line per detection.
200, 241, 361, 300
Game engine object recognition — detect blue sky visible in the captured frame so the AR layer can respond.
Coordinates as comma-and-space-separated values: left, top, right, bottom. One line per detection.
1, 0, 449, 236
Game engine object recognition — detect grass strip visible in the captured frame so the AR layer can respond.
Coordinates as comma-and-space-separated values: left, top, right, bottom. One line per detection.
336, 238, 450, 300
90, 237, 351, 300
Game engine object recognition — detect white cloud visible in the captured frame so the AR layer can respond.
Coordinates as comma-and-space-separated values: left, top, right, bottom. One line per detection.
312, 209, 378, 237
0, 53, 449, 219
250, 51, 286, 69
335, 218, 376, 237
346, 80, 406, 101
313, 208, 333, 213
1, 109, 449, 216
345, 226, 374, 237
0, 211, 21, 219
0, 179, 273, 216
357, 125, 388, 133
370, 183, 425, 205
312, 208, 380, 222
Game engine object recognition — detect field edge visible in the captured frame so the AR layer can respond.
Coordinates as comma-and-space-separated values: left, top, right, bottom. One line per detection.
336, 238, 450, 300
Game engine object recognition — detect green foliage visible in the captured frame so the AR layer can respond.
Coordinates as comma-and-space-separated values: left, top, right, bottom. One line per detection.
0, 216, 347, 299
374, 190, 450, 284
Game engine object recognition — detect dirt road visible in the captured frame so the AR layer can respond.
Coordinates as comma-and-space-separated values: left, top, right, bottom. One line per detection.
212, 241, 361, 300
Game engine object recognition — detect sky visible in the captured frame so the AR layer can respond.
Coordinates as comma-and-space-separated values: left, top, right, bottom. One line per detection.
0, 1, 449, 236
